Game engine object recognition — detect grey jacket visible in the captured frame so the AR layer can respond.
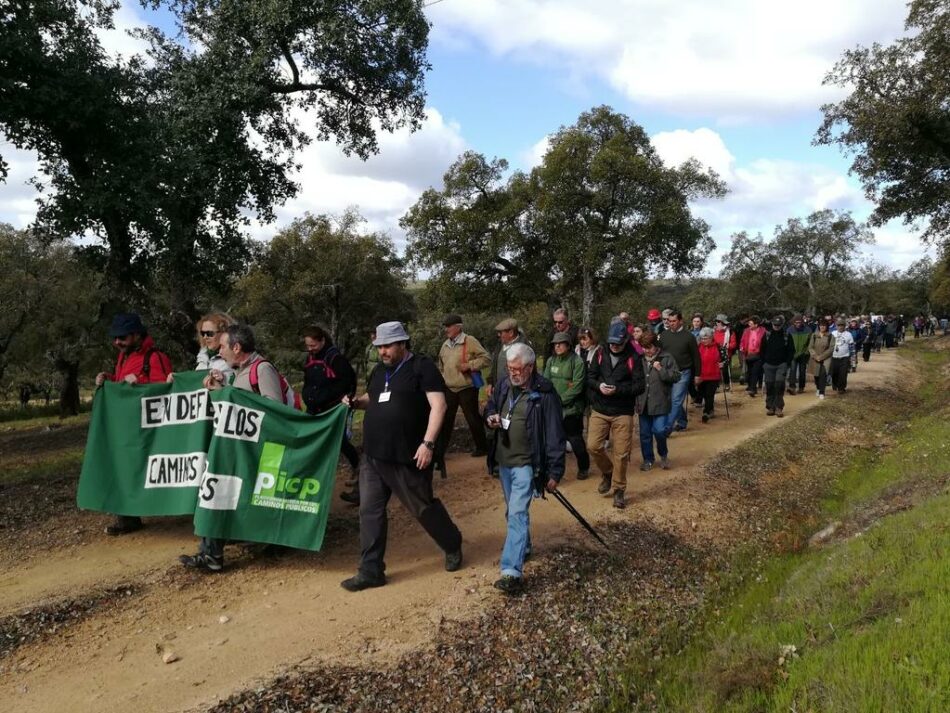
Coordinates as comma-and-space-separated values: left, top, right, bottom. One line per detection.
635, 349, 681, 416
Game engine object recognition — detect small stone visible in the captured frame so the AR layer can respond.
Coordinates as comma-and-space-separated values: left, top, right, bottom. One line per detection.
162, 651, 179, 664
218, 615, 230, 624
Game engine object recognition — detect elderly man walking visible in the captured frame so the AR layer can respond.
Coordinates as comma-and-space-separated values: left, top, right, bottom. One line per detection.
485, 343, 565, 594
435, 314, 491, 474
545, 307, 580, 358
489, 318, 530, 395
586, 321, 645, 509
340, 322, 463, 592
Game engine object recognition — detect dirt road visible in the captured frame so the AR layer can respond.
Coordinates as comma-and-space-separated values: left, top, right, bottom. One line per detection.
0, 350, 900, 712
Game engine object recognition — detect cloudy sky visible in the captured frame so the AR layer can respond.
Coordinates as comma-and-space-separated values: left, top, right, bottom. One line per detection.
0, 0, 932, 273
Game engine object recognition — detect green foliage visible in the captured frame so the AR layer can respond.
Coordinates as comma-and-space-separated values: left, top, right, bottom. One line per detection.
818, 0, 950, 245
234, 210, 415, 370
403, 106, 727, 326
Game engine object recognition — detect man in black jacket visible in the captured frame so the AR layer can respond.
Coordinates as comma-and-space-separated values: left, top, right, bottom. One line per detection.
485, 343, 565, 595
762, 315, 795, 417
585, 321, 645, 509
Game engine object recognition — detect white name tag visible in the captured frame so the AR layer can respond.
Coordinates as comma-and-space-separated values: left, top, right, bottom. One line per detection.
378, 391, 392, 403
501, 417, 511, 430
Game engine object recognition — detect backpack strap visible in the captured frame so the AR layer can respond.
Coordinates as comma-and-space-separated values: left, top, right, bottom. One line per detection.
248, 357, 262, 395
141, 348, 154, 378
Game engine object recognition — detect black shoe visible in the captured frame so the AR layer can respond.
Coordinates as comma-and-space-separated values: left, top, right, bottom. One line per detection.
340, 488, 360, 505
613, 490, 627, 509
105, 517, 143, 536
341, 572, 386, 592
445, 545, 463, 572
597, 474, 612, 495
178, 552, 223, 572
701, 413, 710, 423
493, 575, 524, 595
576, 469, 590, 480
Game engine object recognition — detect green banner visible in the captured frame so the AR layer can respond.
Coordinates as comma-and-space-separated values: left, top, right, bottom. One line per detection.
78, 371, 214, 515
193, 387, 346, 551
78, 375, 347, 551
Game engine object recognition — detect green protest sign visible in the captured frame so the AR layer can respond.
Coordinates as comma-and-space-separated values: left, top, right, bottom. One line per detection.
77, 371, 213, 516
193, 388, 347, 551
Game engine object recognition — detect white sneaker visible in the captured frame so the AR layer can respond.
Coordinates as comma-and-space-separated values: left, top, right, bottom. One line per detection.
818, 394, 825, 400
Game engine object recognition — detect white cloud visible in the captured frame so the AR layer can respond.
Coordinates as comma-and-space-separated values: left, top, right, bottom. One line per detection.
520, 135, 551, 169
0, 142, 41, 229
429, 0, 910, 119
94, 4, 152, 60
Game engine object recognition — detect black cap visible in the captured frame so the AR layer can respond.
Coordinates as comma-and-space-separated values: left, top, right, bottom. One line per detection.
109, 312, 146, 337
442, 313, 463, 327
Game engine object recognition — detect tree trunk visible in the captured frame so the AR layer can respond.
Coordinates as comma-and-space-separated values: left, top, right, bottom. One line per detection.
58, 360, 80, 417
581, 266, 594, 327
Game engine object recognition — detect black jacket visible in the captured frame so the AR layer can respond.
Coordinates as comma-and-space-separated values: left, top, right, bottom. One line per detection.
302, 345, 356, 415
586, 343, 645, 416
762, 328, 795, 366
485, 372, 566, 482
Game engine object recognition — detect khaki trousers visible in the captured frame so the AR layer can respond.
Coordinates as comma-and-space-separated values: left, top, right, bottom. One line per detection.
586, 410, 634, 493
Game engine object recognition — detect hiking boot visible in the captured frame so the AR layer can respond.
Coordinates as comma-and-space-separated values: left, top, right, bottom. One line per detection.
576, 469, 590, 480
341, 572, 386, 592
597, 473, 613, 495
776, 409, 784, 418
639, 461, 653, 472
493, 575, 524, 595
445, 545, 463, 572
178, 552, 223, 573
766, 409, 775, 416
613, 490, 627, 509
701, 413, 710, 423
105, 517, 143, 536
659, 457, 671, 470
340, 488, 360, 505
787, 387, 796, 395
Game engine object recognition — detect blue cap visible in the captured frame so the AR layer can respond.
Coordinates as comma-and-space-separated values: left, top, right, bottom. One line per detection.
109, 312, 146, 337
607, 321, 628, 345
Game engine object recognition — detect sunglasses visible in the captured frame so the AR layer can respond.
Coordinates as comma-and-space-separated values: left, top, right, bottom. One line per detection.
200, 330, 219, 337
553, 319, 565, 325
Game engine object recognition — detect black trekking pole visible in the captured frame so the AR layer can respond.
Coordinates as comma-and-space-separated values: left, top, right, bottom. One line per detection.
719, 360, 731, 420
534, 474, 609, 549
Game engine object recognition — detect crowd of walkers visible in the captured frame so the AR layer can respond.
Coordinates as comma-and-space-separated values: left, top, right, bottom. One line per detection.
93, 306, 936, 594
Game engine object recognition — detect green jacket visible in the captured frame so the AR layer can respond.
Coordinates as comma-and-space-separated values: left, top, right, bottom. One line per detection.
542, 352, 586, 417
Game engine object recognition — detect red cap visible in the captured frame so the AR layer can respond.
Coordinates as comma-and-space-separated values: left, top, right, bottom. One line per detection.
647, 308, 661, 321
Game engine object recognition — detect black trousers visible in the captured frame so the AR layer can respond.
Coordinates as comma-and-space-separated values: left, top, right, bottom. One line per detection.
340, 432, 360, 470
862, 340, 873, 361
792, 355, 809, 390
699, 380, 718, 415
746, 357, 764, 393
563, 413, 590, 472
814, 363, 828, 395
437, 387, 488, 461
358, 455, 462, 578
830, 357, 850, 391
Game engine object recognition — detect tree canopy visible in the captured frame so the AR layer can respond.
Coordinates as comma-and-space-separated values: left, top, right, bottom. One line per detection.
817, 0, 950, 245
403, 106, 727, 326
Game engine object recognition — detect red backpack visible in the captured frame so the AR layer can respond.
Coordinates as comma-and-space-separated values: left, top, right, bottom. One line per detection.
248, 357, 302, 410
596, 349, 636, 375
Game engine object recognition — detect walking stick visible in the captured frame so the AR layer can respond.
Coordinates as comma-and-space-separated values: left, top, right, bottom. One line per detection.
719, 365, 731, 419
534, 475, 610, 549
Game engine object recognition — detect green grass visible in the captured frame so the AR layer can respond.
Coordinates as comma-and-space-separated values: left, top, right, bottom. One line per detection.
612, 342, 950, 712
0, 448, 85, 485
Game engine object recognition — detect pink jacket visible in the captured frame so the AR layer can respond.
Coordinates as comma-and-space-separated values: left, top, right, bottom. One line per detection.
740, 326, 766, 357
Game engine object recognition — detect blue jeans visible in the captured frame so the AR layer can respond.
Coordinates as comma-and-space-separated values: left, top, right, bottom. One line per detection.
668, 368, 692, 432
498, 464, 536, 579
639, 413, 669, 463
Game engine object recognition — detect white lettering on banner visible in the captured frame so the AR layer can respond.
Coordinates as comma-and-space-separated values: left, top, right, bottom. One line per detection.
197, 471, 243, 510
144, 452, 206, 488
141, 389, 214, 429
212, 402, 265, 443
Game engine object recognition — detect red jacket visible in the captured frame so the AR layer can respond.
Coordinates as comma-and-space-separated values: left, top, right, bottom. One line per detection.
697, 342, 722, 381
740, 326, 766, 356
713, 328, 737, 357
110, 335, 173, 384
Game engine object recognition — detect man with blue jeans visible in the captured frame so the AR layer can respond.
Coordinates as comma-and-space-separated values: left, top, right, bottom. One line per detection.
485, 343, 565, 595
658, 310, 700, 435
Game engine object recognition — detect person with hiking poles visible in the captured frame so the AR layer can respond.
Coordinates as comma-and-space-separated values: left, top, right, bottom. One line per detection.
712, 314, 736, 391
636, 331, 679, 469
808, 319, 834, 400
586, 321, 645, 509
485, 343, 565, 595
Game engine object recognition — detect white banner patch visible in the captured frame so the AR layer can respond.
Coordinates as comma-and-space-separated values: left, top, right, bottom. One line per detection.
198, 472, 243, 511
141, 389, 214, 429
212, 402, 265, 443
144, 452, 206, 489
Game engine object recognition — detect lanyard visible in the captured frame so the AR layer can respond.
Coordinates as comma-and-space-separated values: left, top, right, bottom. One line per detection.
384, 352, 412, 392
505, 389, 524, 418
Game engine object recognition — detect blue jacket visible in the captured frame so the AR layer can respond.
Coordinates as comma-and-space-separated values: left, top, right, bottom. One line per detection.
486, 372, 566, 481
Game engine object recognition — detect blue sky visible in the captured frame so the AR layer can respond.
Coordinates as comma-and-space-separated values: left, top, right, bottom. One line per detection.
0, 0, 932, 273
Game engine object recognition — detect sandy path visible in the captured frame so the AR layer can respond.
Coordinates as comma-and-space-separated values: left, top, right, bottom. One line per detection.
0, 349, 900, 712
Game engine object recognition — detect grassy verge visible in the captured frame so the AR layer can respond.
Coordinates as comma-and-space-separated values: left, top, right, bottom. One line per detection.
610, 340, 950, 712
0, 449, 85, 486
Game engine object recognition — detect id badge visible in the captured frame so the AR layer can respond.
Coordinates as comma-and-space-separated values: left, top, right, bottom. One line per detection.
378, 391, 392, 403
501, 417, 511, 431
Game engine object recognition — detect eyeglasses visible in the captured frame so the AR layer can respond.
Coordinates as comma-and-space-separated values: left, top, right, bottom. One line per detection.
200, 330, 219, 337
507, 364, 531, 375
